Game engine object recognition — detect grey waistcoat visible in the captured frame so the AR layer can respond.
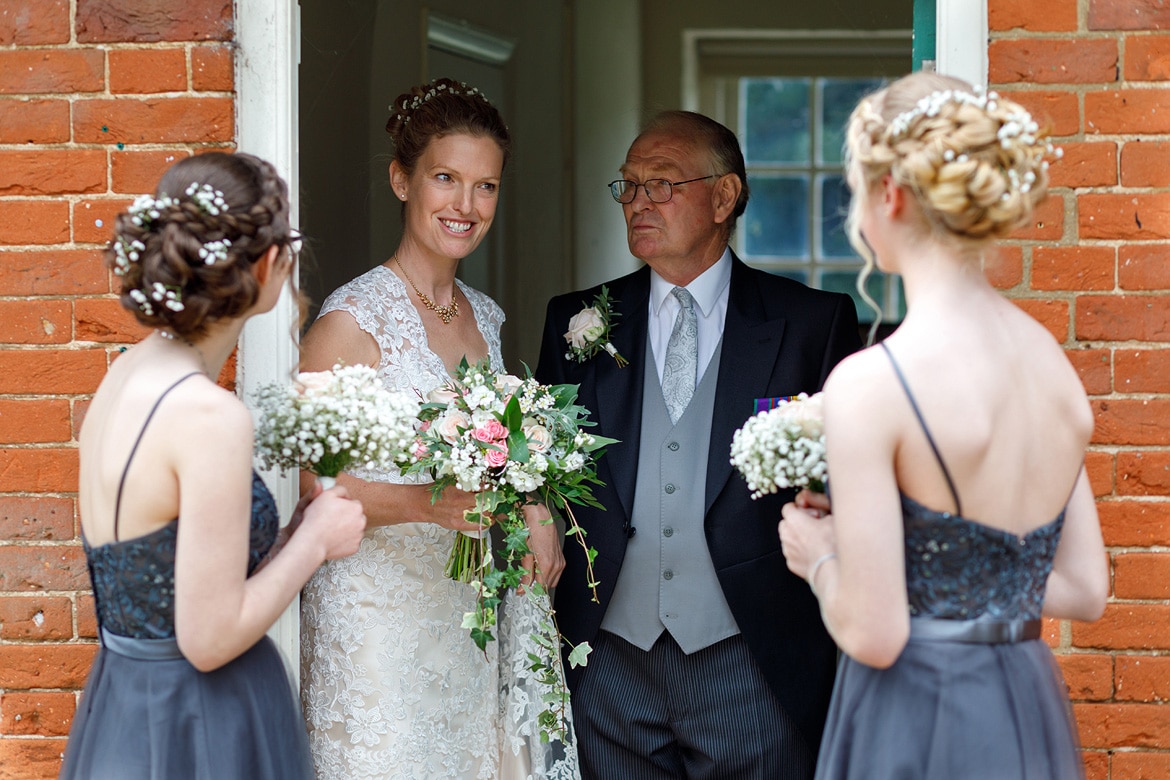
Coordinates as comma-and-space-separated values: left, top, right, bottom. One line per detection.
599, 335, 740, 653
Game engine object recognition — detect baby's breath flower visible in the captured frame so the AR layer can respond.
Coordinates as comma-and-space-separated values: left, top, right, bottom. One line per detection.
730, 393, 827, 498
253, 364, 420, 480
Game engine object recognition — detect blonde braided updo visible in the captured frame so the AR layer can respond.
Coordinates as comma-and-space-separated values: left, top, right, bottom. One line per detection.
845, 72, 1059, 253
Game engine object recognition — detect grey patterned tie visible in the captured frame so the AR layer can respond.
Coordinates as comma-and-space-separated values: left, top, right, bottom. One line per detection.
661, 287, 698, 425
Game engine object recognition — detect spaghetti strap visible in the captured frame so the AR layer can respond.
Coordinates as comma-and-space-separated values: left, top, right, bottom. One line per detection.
879, 342, 963, 517
112, 372, 202, 541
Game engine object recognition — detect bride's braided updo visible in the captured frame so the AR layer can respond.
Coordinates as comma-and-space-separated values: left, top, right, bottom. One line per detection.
385, 77, 511, 174
845, 72, 1059, 251
108, 152, 293, 339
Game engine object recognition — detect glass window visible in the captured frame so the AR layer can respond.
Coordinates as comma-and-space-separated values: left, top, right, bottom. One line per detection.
732, 75, 903, 326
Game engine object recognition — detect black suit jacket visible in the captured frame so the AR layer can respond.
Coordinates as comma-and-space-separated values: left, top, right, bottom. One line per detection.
535, 256, 861, 754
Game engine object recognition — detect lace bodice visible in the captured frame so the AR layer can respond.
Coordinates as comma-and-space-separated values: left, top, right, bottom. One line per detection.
84, 471, 279, 639
321, 264, 505, 419
902, 495, 1064, 621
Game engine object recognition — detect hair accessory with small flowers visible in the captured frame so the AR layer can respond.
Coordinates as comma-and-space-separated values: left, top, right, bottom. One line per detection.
112, 237, 146, 276
198, 238, 232, 265
184, 182, 230, 215
885, 85, 1062, 203
563, 286, 627, 367
129, 282, 185, 316
128, 193, 178, 227
391, 81, 485, 123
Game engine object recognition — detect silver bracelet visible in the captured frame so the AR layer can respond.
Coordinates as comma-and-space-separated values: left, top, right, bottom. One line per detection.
807, 552, 838, 596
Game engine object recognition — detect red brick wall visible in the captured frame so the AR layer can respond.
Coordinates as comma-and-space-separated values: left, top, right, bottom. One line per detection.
1, 0, 1167, 778
991, 0, 1170, 777
0, 1, 232, 776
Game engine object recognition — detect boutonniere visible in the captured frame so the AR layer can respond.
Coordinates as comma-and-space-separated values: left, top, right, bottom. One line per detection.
563, 285, 628, 367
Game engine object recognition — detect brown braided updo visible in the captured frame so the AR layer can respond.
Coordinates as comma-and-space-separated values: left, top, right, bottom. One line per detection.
108, 152, 293, 339
844, 72, 1057, 254
385, 77, 511, 175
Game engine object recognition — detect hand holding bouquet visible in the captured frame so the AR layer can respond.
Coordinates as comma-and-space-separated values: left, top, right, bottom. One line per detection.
730, 392, 827, 498
253, 364, 420, 489
396, 357, 616, 743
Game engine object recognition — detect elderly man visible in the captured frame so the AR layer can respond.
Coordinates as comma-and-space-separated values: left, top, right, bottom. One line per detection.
536, 110, 861, 778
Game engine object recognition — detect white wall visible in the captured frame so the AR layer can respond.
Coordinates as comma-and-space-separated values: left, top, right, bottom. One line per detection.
573, 1, 642, 289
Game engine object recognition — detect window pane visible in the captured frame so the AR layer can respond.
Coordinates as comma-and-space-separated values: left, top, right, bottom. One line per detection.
819, 174, 855, 260
819, 78, 885, 165
821, 268, 886, 324
742, 78, 810, 164
743, 174, 809, 258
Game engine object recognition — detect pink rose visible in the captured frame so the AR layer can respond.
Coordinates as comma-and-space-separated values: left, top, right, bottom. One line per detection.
484, 446, 508, 469
473, 419, 508, 443
410, 438, 429, 459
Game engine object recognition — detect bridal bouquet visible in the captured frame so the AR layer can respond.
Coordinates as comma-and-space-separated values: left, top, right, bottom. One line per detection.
396, 358, 615, 741
253, 364, 420, 489
730, 392, 827, 498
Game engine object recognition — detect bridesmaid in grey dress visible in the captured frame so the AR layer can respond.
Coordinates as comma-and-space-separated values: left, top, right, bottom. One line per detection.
60, 152, 366, 779
778, 72, 1108, 779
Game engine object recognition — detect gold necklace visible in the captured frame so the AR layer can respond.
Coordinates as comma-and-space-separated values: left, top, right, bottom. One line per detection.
394, 256, 459, 324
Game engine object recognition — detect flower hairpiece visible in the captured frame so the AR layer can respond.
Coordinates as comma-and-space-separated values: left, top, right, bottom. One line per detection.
129, 282, 184, 316
198, 238, 232, 265
563, 286, 627, 367
112, 237, 146, 276
392, 81, 485, 123
185, 182, 229, 216
128, 193, 178, 227
887, 86, 1063, 204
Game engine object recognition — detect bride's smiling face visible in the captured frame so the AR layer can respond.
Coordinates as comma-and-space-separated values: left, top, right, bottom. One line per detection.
392, 132, 504, 262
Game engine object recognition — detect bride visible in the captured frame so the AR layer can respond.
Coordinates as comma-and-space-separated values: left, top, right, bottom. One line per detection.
298, 78, 578, 779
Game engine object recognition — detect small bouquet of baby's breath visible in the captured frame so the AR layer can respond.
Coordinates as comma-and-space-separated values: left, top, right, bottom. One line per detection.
253, 364, 420, 489
563, 285, 627, 367
730, 392, 827, 498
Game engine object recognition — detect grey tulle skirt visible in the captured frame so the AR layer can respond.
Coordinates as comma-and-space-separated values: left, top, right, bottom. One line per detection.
60, 630, 313, 780
814, 635, 1084, 779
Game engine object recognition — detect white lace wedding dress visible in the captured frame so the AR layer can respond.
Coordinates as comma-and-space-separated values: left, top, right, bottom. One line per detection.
300, 264, 579, 780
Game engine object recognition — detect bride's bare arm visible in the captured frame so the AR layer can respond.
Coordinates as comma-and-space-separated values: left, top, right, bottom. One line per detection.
298, 469, 483, 531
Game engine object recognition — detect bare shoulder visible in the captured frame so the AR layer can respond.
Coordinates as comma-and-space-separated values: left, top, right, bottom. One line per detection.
824, 345, 899, 401
171, 378, 253, 438
823, 346, 905, 430
301, 309, 379, 371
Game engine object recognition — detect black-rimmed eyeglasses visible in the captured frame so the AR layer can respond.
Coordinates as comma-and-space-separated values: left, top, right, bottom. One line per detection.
608, 175, 718, 204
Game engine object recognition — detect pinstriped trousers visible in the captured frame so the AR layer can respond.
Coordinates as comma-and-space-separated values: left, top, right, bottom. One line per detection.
573, 630, 813, 780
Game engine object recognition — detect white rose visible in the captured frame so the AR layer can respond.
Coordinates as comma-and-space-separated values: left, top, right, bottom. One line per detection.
435, 410, 470, 444
523, 423, 552, 453
427, 385, 459, 405
495, 373, 524, 396
295, 370, 333, 394
564, 307, 605, 349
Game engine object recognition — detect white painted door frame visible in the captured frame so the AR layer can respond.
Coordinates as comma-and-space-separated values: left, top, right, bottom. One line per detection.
234, 0, 988, 672
235, 0, 303, 673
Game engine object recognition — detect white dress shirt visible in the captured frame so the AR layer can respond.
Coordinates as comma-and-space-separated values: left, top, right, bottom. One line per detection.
648, 248, 732, 390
